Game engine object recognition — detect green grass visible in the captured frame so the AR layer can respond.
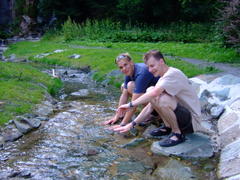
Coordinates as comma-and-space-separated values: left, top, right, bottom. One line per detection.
5, 40, 218, 79
70, 41, 240, 64
5, 38, 239, 64
0, 62, 62, 125
5, 39, 223, 81
3, 35, 238, 125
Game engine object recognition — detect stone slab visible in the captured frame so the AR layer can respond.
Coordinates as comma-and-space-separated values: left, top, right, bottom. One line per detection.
218, 138, 240, 179
151, 133, 213, 159
226, 174, 240, 180
218, 112, 239, 134
153, 159, 196, 180
219, 122, 240, 148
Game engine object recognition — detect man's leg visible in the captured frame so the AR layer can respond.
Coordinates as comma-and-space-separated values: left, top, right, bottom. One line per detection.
138, 86, 162, 127
150, 93, 180, 133
150, 93, 189, 147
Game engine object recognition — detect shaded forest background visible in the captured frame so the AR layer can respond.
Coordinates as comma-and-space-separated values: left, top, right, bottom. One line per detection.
0, 0, 239, 53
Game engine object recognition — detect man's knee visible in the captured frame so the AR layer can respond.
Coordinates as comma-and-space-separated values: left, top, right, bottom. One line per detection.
127, 81, 135, 94
121, 81, 135, 94
152, 93, 177, 111
121, 83, 125, 92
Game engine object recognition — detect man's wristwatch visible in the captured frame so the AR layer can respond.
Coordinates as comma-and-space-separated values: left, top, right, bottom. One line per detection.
131, 121, 137, 128
129, 101, 134, 108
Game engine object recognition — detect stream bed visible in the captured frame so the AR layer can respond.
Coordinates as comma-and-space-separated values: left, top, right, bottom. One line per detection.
0, 67, 218, 180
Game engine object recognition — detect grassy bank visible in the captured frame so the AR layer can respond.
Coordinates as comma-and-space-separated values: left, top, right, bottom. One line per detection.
4, 39, 221, 81
1, 29, 239, 125
0, 62, 62, 125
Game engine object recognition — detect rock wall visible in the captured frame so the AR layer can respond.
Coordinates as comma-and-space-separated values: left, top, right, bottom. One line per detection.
190, 74, 240, 180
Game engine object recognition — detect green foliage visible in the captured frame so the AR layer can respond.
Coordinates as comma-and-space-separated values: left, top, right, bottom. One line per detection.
0, 62, 63, 125
62, 17, 82, 41
0, 28, 10, 39
35, 0, 220, 25
41, 28, 62, 41
61, 19, 215, 43
216, 0, 240, 53
179, 0, 220, 22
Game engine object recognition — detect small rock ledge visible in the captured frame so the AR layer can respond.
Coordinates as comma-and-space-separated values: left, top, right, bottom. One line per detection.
0, 93, 56, 147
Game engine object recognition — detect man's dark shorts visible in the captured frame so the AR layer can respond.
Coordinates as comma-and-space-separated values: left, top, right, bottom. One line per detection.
174, 103, 194, 134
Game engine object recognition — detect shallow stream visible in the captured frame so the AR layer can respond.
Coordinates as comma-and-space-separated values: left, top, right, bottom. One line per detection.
0, 67, 218, 180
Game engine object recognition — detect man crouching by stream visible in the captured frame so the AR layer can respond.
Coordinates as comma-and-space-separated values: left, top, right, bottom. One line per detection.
111, 50, 201, 147
103, 53, 159, 126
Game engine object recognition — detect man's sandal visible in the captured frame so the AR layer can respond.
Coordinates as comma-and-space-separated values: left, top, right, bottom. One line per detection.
150, 126, 171, 136
159, 132, 185, 147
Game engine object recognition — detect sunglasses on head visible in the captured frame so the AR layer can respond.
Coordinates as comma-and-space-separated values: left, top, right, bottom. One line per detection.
116, 55, 127, 61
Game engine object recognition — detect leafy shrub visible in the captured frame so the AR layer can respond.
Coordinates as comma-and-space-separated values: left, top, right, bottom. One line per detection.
61, 18, 215, 43
217, 0, 240, 53
62, 17, 82, 41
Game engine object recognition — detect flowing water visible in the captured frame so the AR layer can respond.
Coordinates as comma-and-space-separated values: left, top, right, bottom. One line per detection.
0, 68, 218, 180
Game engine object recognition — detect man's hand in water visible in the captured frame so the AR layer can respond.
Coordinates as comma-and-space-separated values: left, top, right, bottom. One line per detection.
109, 123, 132, 133
103, 115, 119, 125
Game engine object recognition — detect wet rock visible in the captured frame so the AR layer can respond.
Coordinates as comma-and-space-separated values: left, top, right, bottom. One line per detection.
35, 101, 54, 116
8, 170, 32, 178
36, 116, 49, 121
151, 133, 213, 159
70, 89, 90, 97
86, 149, 99, 156
15, 116, 41, 129
117, 161, 147, 174
203, 164, 215, 171
0, 135, 4, 146
9, 54, 16, 62
2, 125, 23, 142
0, 155, 8, 161
121, 138, 147, 149
218, 138, 240, 179
129, 127, 138, 136
53, 49, 64, 53
0, 101, 5, 106
13, 119, 32, 134
210, 105, 225, 119
35, 53, 51, 58
153, 159, 197, 180
79, 66, 91, 73
212, 88, 230, 101
69, 54, 81, 59
199, 89, 213, 113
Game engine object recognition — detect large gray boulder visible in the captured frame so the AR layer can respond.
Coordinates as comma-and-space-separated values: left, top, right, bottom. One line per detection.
13, 119, 32, 134
218, 138, 240, 179
153, 159, 197, 180
34, 100, 54, 116
1, 124, 23, 142
151, 133, 213, 159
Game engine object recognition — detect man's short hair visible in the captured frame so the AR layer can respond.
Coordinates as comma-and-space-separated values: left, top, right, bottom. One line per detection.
115, 53, 132, 64
143, 50, 165, 63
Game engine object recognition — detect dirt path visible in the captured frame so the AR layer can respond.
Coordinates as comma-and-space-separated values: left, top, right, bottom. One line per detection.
171, 56, 240, 77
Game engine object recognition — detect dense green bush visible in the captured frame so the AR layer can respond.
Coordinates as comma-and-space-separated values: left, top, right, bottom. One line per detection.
61, 19, 215, 43
217, 0, 240, 53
